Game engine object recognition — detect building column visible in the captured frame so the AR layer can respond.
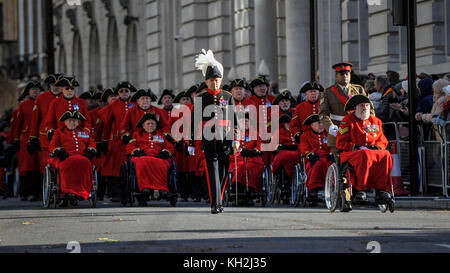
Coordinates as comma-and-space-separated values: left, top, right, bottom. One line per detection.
367, 1, 400, 74
255, 0, 278, 81
285, 0, 309, 94
341, 0, 359, 71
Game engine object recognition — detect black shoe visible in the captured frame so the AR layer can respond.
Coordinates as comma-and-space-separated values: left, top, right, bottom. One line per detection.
70, 199, 79, 207
375, 190, 392, 204
211, 206, 220, 214
59, 200, 69, 208
218, 205, 224, 213
160, 191, 168, 200
354, 191, 368, 203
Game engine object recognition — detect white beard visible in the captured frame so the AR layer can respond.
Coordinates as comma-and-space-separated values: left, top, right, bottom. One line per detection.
355, 110, 370, 121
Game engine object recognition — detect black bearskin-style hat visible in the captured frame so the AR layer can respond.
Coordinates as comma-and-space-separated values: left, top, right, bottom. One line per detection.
303, 114, 321, 126
136, 113, 160, 129
158, 89, 175, 105
59, 110, 86, 122
54, 77, 80, 88
195, 49, 224, 80
273, 90, 296, 105
344, 94, 371, 112
114, 81, 137, 94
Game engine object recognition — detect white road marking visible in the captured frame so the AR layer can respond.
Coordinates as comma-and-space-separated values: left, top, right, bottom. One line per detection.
435, 244, 450, 249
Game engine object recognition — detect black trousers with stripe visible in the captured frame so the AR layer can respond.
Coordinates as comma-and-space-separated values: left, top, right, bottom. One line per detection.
202, 139, 231, 208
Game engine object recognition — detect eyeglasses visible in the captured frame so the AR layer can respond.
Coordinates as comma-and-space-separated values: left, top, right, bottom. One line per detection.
119, 89, 130, 94
65, 87, 75, 91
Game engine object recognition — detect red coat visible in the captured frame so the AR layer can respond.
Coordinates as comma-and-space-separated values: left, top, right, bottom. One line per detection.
336, 113, 392, 192
127, 129, 175, 193
271, 127, 300, 177
13, 99, 39, 173
229, 130, 264, 192
30, 90, 61, 147
159, 107, 174, 134
120, 105, 164, 139
48, 126, 96, 200
299, 130, 331, 191
248, 94, 276, 129
100, 99, 134, 177
49, 126, 96, 156
290, 100, 320, 136
43, 96, 91, 133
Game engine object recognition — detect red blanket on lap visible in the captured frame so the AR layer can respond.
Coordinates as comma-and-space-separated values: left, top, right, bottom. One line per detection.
49, 155, 93, 200
132, 156, 171, 193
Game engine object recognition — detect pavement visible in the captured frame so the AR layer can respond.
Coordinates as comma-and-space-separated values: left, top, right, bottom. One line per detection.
0, 197, 450, 254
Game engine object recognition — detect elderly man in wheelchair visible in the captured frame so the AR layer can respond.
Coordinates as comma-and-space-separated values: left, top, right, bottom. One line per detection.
125, 113, 175, 206
299, 114, 334, 205
229, 113, 265, 206
48, 111, 97, 207
329, 95, 394, 212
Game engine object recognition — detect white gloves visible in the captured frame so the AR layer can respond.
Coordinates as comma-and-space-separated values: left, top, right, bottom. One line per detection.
328, 125, 339, 137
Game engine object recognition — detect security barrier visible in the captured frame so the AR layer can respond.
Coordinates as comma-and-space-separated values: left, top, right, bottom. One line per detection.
383, 121, 450, 198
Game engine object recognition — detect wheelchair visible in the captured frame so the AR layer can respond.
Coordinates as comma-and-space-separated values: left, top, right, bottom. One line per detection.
324, 150, 395, 213
120, 156, 178, 207
42, 163, 98, 209
223, 164, 274, 207
291, 156, 327, 207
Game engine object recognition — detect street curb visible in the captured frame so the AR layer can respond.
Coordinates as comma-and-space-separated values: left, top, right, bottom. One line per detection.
395, 199, 450, 210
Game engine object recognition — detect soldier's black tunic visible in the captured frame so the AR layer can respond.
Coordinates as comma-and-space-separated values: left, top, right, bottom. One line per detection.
192, 89, 236, 211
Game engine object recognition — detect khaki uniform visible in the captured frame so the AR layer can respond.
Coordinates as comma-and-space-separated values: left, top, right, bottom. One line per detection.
319, 83, 369, 149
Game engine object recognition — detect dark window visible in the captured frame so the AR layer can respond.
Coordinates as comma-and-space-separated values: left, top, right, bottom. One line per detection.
0, 3, 3, 41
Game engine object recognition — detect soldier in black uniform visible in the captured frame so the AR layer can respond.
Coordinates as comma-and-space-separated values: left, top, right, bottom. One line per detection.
192, 49, 237, 214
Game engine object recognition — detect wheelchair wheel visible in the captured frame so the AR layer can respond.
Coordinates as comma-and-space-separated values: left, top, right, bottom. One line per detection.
325, 163, 340, 212
42, 166, 51, 208
266, 165, 277, 206
291, 164, 304, 207
89, 168, 98, 208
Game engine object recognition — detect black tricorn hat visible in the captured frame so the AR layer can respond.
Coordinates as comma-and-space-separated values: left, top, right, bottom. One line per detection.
173, 90, 191, 103
196, 82, 208, 94
303, 114, 321, 126
54, 77, 80, 88
114, 81, 137, 94
158, 89, 175, 105
186, 84, 199, 97
344, 94, 371, 112
136, 113, 160, 129
229, 78, 247, 90
101, 88, 115, 102
44, 73, 65, 85
23, 80, 45, 95
93, 92, 102, 100
273, 90, 296, 105
279, 114, 292, 124
300, 81, 324, 93
249, 76, 270, 89
222, 84, 231, 92
79, 90, 95, 100
59, 110, 86, 122
131, 89, 156, 102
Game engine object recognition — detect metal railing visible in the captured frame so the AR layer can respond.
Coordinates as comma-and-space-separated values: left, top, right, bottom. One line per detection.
384, 121, 450, 198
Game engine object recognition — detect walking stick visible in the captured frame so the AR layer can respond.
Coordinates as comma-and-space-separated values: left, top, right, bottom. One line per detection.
244, 157, 249, 192
234, 141, 239, 206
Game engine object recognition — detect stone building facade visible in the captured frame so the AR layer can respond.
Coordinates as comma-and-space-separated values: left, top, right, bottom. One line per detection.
50, 0, 450, 96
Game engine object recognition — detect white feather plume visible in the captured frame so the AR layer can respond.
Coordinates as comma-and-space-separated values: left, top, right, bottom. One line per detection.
195, 49, 224, 77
